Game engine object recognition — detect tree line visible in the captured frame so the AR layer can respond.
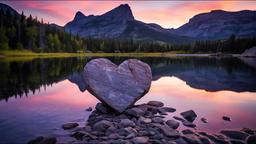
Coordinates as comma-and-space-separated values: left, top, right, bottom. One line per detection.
0, 8, 256, 53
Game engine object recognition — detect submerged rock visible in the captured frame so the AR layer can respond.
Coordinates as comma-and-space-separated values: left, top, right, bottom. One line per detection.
220, 130, 249, 140
147, 101, 164, 107
201, 117, 208, 123
62, 123, 79, 130
180, 110, 197, 122
86, 107, 93, 111
222, 116, 231, 121
84, 58, 152, 113
182, 121, 196, 128
27, 136, 57, 144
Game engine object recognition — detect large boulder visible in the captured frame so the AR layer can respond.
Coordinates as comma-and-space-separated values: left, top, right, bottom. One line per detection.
84, 58, 152, 113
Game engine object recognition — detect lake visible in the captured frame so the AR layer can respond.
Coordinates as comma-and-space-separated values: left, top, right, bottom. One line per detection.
0, 56, 256, 143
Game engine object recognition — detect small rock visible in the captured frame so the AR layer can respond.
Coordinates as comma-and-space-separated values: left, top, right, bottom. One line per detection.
198, 136, 211, 144
95, 103, 109, 114
62, 123, 79, 130
28, 136, 57, 144
246, 135, 256, 144
175, 138, 189, 144
173, 116, 186, 122
222, 116, 231, 121
147, 101, 164, 107
182, 121, 196, 128
152, 117, 164, 123
105, 126, 117, 136
71, 131, 86, 140
157, 108, 167, 115
93, 120, 113, 131
139, 131, 148, 136
132, 136, 149, 144
166, 120, 180, 129
241, 128, 255, 135
153, 123, 180, 138
200, 132, 229, 144
125, 107, 145, 117
27, 136, 44, 144
220, 130, 249, 140
108, 133, 121, 139
148, 107, 158, 114
230, 139, 246, 144
162, 107, 176, 113
180, 110, 197, 122
119, 127, 138, 136
120, 119, 136, 127
86, 107, 93, 111
149, 139, 162, 144
182, 134, 202, 144
182, 129, 195, 135
126, 133, 136, 139
138, 116, 152, 124
201, 117, 208, 123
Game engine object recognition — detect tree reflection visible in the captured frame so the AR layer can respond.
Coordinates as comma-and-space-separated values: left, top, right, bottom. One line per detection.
0, 56, 256, 101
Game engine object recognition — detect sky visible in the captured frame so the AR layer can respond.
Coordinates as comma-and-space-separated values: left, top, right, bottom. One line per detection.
2, 1, 256, 28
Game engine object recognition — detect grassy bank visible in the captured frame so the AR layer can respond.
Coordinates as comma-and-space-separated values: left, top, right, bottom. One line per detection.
0, 50, 188, 61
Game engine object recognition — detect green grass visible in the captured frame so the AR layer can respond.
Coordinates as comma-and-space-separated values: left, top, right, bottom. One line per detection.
0, 50, 188, 60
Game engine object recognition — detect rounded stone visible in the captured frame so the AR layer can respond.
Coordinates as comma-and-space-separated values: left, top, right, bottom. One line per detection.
166, 120, 180, 129
62, 123, 79, 130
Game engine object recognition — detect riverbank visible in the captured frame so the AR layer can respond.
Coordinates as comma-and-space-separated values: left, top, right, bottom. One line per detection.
0, 50, 187, 57
28, 101, 256, 144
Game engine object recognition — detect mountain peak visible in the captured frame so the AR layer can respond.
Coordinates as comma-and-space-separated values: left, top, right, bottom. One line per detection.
0, 3, 18, 15
102, 4, 134, 21
74, 11, 85, 20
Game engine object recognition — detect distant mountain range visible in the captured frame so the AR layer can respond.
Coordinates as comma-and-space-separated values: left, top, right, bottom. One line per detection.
65, 4, 256, 42
1, 3, 256, 43
171, 10, 256, 40
64, 4, 191, 43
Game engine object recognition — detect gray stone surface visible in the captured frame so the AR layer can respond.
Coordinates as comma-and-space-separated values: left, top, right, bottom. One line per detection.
93, 120, 113, 131
84, 58, 152, 113
166, 120, 180, 129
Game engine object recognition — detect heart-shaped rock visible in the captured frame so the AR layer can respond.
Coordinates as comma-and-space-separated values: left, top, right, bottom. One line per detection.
84, 58, 152, 113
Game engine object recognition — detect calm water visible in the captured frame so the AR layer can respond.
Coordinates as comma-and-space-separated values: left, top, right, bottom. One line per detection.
0, 57, 256, 143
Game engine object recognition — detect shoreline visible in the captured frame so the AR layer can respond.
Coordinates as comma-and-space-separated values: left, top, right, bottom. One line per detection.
1, 50, 255, 62
28, 101, 256, 144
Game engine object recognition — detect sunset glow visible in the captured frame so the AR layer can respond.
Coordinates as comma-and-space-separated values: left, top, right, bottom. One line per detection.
3, 1, 256, 28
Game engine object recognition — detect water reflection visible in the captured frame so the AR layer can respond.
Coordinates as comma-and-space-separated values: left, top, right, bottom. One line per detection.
0, 56, 256, 143
1, 57, 256, 101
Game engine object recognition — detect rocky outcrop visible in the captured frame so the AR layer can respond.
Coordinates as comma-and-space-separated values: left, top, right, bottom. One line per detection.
29, 101, 256, 144
84, 58, 152, 113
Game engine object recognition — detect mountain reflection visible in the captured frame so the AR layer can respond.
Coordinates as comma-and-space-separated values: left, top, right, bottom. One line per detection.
0, 57, 256, 101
